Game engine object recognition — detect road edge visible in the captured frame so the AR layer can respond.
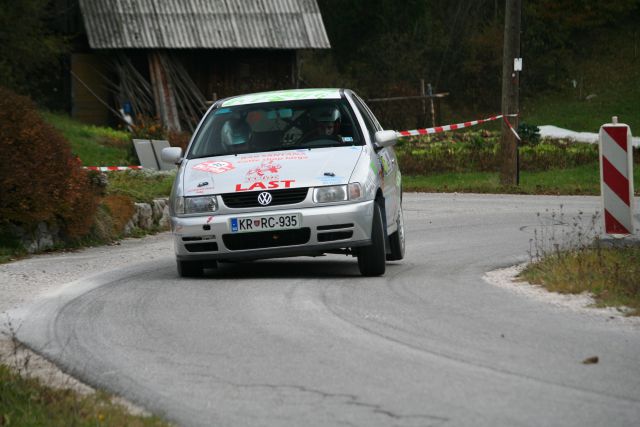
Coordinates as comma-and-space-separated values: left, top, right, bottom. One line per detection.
483, 263, 640, 327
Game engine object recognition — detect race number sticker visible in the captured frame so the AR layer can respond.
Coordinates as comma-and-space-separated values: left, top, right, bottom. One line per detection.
193, 160, 235, 174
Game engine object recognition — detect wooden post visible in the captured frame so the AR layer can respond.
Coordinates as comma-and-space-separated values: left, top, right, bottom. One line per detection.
292, 51, 298, 88
148, 52, 181, 132
420, 79, 427, 126
296, 53, 303, 89
499, 0, 521, 185
428, 83, 436, 126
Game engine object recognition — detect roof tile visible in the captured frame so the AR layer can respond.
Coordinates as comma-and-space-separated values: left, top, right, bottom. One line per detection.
78, 0, 331, 49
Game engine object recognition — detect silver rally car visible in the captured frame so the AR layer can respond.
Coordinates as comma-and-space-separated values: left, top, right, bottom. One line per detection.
161, 88, 405, 277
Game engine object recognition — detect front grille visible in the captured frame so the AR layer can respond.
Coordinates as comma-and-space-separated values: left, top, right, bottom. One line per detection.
185, 242, 219, 252
221, 187, 309, 208
223, 228, 311, 250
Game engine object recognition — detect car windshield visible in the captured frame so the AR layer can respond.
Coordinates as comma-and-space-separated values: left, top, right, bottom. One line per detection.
187, 98, 363, 159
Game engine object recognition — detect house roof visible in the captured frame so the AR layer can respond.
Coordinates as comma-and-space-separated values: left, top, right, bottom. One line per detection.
221, 88, 342, 107
78, 0, 331, 50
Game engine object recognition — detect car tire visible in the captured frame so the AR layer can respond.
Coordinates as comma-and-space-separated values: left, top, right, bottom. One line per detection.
386, 203, 405, 261
357, 202, 386, 277
177, 259, 203, 277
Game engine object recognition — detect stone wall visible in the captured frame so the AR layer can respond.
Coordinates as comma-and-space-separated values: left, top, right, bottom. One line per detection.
12, 198, 171, 254
8, 222, 61, 254
123, 198, 171, 236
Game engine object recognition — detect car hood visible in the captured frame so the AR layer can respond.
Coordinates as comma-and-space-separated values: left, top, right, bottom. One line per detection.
182, 146, 363, 195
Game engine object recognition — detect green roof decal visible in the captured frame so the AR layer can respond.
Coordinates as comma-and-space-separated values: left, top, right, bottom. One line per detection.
221, 89, 341, 107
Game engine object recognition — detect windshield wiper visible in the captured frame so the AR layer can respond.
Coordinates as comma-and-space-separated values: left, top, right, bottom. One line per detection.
254, 146, 306, 153
188, 153, 225, 160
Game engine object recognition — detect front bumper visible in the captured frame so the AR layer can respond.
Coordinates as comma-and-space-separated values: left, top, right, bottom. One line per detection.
171, 200, 374, 261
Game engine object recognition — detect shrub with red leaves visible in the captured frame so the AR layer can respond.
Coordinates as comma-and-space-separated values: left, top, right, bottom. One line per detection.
0, 87, 100, 239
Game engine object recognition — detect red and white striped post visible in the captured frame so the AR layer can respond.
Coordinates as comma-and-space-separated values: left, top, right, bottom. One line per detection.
599, 117, 635, 235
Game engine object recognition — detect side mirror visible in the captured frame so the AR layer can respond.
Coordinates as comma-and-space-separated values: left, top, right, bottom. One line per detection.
374, 130, 398, 149
161, 147, 183, 165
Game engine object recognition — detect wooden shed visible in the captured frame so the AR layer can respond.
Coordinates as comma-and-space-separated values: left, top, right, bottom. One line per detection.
73, 0, 331, 130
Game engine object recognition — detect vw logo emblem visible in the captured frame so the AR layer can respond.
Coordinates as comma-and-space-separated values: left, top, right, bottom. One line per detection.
257, 192, 272, 206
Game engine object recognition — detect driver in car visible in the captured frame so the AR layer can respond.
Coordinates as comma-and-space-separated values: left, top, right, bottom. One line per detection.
301, 106, 343, 143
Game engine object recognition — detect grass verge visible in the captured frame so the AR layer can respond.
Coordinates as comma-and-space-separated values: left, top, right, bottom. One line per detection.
107, 170, 175, 202
404, 163, 639, 195
520, 244, 640, 315
41, 112, 133, 166
522, 86, 640, 134
0, 230, 27, 264
0, 364, 169, 426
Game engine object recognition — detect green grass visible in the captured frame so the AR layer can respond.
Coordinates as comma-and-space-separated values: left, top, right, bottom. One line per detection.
522, 87, 640, 134
41, 112, 134, 166
39, 112, 173, 202
107, 171, 175, 203
404, 163, 640, 195
522, 30, 640, 133
521, 245, 640, 315
0, 364, 170, 426
0, 247, 26, 264
0, 229, 27, 264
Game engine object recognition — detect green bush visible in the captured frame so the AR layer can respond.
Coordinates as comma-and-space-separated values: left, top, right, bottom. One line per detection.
396, 131, 606, 175
0, 87, 101, 239
518, 122, 541, 146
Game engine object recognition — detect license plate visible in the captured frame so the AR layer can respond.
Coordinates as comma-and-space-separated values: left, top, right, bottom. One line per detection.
230, 214, 300, 233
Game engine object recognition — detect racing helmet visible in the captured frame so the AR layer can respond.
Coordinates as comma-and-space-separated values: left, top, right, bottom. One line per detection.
310, 106, 341, 136
221, 118, 251, 151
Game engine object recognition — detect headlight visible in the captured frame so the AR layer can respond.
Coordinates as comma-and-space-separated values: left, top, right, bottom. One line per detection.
183, 196, 218, 214
313, 185, 347, 203
313, 183, 363, 203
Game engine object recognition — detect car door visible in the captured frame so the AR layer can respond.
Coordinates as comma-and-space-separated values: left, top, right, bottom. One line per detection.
351, 94, 400, 231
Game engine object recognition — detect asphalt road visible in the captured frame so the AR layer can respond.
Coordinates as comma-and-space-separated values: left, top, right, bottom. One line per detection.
12, 194, 640, 427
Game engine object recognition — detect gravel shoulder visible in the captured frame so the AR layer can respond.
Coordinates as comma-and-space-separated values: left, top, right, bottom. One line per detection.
0, 232, 173, 414
0, 232, 172, 316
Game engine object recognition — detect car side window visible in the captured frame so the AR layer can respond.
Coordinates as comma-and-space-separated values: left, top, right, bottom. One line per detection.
352, 96, 378, 141
354, 95, 383, 132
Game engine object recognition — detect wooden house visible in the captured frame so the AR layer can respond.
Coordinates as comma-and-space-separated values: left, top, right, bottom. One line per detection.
71, 0, 331, 130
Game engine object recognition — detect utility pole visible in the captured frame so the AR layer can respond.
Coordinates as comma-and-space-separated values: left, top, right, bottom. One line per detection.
499, 0, 521, 185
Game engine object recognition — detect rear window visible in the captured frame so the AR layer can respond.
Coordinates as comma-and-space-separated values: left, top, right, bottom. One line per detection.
188, 99, 362, 159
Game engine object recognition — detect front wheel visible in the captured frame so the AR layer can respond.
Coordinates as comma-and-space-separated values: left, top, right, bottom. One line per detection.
386, 204, 405, 261
357, 202, 386, 276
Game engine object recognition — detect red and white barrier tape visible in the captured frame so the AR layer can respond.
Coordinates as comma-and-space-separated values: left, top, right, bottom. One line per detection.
502, 115, 521, 141
397, 114, 520, 139
83, 166, 143, 172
